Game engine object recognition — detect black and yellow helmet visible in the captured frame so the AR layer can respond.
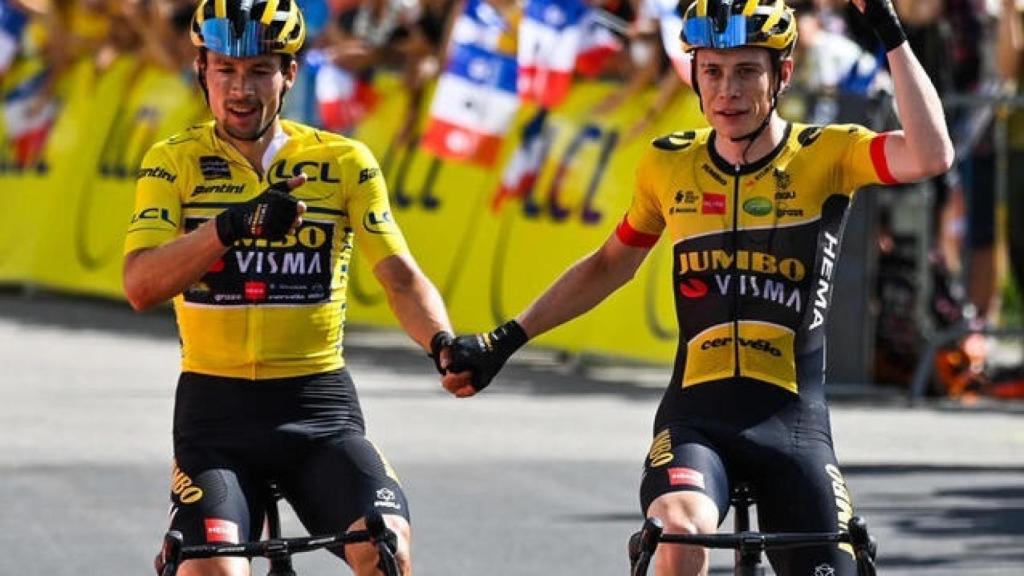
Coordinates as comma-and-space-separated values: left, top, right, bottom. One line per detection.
680, 0, 797, 55
191, 0, 306, 57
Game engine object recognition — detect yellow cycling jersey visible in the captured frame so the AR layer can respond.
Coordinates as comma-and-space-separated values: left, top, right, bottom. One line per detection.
124, 120, 409, 380
617, 123, 897, 393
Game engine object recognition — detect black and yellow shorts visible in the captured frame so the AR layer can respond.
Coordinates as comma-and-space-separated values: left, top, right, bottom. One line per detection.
166, 368, 408, 552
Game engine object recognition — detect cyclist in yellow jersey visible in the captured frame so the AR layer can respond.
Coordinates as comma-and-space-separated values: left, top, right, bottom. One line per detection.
123, 2, 458, 575
442, 1, 953, 575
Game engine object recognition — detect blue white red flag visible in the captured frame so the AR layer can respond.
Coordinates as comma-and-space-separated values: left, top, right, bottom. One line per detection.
492, 109, 550, 211
641, 0, 690, 82
306, 49, 379, 134
3, 67, 56, 167
574, 8, 623, 78
421, 0, 520, 167
0, 0, 28, 74
518, 0, 588, 108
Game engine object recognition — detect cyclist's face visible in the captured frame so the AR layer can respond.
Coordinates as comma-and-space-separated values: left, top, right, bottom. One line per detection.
695, 48, 791, 139
204, 52, 296, 141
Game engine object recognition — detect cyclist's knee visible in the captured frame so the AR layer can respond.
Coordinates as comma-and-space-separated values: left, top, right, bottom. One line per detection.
647, 491, 718, 535
345, 514, 412, 576
176, 557, 250, 576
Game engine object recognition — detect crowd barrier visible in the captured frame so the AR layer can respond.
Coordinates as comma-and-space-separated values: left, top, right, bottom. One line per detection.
0, 54, 710, 364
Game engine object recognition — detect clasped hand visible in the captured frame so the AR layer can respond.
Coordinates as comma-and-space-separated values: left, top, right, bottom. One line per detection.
432, 321, 529, 398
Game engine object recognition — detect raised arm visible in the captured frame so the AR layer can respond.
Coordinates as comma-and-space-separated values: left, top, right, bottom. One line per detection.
998, 0, 1023, 83
852, 0, 954, 182
442, 232, 653, 397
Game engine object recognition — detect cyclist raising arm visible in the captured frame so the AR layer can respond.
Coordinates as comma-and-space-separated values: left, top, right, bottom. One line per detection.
444, 1, 952, 575
124, 2, 455, 575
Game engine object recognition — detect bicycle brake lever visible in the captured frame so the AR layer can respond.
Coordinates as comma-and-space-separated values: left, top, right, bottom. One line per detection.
366, 509, 399, 576
157, 530, 184, 576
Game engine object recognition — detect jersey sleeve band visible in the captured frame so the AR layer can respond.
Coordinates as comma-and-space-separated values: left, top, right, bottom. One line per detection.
615, 215, 660, 247
869, 132, 899, 185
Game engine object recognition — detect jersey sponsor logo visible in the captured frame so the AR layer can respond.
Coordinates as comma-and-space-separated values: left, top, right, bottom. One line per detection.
652, 131, 695, 151
776, 206, 805, 217
701, 192, 726, 215
814, 564, 837, 576
678, 250, 807, 282
362, 209, 396, 235
191, 183, 246, 196
269, 159, 341, 184
743, 196, 772, 216
678, 278, 709, 299
199, 156, 231, 180
136, 166, 177, 183
244, 281, 267, 302
171, 461, 204, 505
204, 518, 239, 544
130, 207, 177, 227
700, 335, 782, 357
701, 163, 727, 185
358, 167, 380, 184
667, 467, 705, 488
713, 274, 803, 312
184, 218, 335, 306
797, 126, 824, 147
374, 487, 402, 510
669, 190, 699, 215
825, 464, 854, 557
648, 429, 673, 468
809, 231, 840, 330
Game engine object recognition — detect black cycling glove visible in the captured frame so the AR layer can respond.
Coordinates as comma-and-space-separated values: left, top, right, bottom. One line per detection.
215, 181, 300, 246
429, 330, 455, 375
449, 320, 529, 392
861, 0, 906, 53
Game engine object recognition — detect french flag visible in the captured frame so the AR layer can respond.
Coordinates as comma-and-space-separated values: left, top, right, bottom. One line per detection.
0, 0, 27, 74
574, 8, 623, 78
492, 109, 550, 211
3, 68, 55, 167
518, 0, 588, 109
642, 0, 690, 83
307, 49, 379, 134
421, 0, 520, 167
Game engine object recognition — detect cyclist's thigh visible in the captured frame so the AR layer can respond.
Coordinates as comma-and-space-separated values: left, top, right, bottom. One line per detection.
283, 434, 410, 549
754, 441, 857, 576
167, 456, 264, 545
639, 425, 730, 524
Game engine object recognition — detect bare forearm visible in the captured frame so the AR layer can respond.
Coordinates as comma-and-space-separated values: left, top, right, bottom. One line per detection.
377, 255, 453, 350
518, 251, 634, 339
997, 3, 1023, 82
123, 220, 227, 311
888, 44, 955, 174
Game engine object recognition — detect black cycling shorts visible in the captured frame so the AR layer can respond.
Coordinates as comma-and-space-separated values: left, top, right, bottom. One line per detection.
166, 369, 409, 554
639, 378, 859, 576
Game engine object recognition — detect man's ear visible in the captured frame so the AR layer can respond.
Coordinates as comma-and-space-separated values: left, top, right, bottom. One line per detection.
283, 58, 299, 93
778, 57, 795, 93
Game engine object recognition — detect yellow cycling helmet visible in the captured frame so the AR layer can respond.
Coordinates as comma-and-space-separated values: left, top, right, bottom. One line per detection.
191, 0, 306, 57
680, 0, 797, 55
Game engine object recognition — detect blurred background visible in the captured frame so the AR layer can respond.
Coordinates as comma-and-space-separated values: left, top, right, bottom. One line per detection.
0, 0, 1022, 402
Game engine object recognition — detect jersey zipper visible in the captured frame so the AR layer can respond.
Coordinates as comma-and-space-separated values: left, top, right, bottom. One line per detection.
731, 164, 741, 379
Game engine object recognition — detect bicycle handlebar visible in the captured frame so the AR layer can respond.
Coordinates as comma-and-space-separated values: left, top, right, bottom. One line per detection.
157, 510, 399, 576
628, 515, 878, 576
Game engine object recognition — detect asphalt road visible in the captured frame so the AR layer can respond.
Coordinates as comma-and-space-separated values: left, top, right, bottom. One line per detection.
0, 291, 1022, 575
